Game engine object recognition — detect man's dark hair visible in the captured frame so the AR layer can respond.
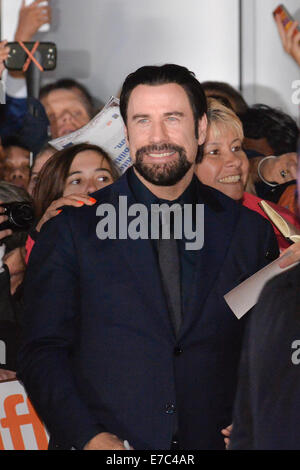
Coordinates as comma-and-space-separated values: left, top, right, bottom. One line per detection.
39, 78, 95, 118
202, 81, 249, 115
239, 104, 300, 156
119, 64, 207, 138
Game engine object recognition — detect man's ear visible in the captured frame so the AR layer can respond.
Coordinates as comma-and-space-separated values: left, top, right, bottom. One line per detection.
197, 114, 207, 146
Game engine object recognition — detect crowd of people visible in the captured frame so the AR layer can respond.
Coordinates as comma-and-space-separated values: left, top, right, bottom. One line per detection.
0, 0, 300, 450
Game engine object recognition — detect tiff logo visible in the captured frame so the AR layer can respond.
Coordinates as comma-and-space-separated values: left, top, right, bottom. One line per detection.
0, 395, 48, 450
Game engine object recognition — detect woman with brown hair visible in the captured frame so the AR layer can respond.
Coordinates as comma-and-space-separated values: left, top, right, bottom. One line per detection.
25, 142, 120, 258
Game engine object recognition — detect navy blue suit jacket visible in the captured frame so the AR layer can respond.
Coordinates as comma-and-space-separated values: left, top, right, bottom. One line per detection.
18, 169, 279, 450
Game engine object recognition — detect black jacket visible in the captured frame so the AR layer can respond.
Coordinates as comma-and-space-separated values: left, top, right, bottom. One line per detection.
18, 169, 278, 450
230, 263, 300, 450
0, 265, 23, 371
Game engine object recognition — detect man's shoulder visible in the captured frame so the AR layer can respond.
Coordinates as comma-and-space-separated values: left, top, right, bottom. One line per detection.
195, 181, 271, 228
263, 262, 300, 293
250, 263, 300, 344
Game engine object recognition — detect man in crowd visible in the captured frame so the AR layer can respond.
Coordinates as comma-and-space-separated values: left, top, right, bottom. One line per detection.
1, 136, 30, 190
39, 79, 95, 139
2, 0, 95, 141
18, 64, 278, 450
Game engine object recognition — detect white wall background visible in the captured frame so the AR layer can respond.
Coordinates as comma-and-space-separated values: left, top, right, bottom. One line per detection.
241, 0, 300, 124
1, 0, 240, 106
1, 0, 299, 124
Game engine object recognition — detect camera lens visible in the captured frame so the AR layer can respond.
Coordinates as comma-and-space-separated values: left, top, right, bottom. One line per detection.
0, 202, 35, 232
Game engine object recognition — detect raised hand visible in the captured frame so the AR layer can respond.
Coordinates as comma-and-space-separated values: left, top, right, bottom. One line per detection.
36, 194, 97, 232
15, 0, 51, 42
275, 13, 300, 66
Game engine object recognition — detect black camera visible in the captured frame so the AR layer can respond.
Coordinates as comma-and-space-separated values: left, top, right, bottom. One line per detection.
0, 202, 35, 232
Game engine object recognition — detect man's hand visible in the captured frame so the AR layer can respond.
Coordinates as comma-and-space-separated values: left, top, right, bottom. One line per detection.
275, 14, 300, 66
36, 194, 97, 232
279, 241, 300, 269
84, 432, 132, 450
0, 369, 16, 382
15, 0, 51, 42
221, 424, 232, 450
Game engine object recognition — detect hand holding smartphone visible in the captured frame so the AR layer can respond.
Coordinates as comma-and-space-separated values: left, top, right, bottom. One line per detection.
4, 42, 56, 71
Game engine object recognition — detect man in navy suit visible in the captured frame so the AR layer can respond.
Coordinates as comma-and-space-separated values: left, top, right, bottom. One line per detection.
18, 64, 279, 450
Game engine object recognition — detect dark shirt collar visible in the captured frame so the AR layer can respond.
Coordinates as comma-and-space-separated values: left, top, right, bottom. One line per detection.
128, 166, 198, 208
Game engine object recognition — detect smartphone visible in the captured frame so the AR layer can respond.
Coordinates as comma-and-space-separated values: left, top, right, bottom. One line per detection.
4, 42, 56, 71
24, 0, 50, 33
273, 4, 300, 35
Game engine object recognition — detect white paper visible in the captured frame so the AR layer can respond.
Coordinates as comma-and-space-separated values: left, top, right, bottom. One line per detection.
49, 96, 132, 174
224, 255, 300, 319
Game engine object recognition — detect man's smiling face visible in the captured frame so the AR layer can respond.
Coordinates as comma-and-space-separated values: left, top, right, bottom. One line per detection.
125, 83, 206, 187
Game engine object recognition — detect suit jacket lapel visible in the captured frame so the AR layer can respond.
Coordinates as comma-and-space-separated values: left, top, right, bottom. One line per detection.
109, 172, 175, 339
179, 184, 241, 339
107, 174, 241, 340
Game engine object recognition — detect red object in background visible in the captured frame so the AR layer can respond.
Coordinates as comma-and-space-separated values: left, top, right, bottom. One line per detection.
273, 4, 300, 37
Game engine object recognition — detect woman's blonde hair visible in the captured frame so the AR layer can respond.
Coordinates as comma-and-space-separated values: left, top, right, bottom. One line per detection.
202, 98, 255, 194
206, 97, 244, 141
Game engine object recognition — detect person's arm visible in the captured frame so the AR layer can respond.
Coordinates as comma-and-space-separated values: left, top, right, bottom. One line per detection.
35, 194, 97, 232
248, 153, 298, 190
25, 196, 97, 263
17, 211, 125, 450
9, 0, 51, 80
15, 0, 51, 43
275, 13, 300, 66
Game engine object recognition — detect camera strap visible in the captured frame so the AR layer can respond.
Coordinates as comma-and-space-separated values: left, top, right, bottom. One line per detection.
18, 41, 44, 73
